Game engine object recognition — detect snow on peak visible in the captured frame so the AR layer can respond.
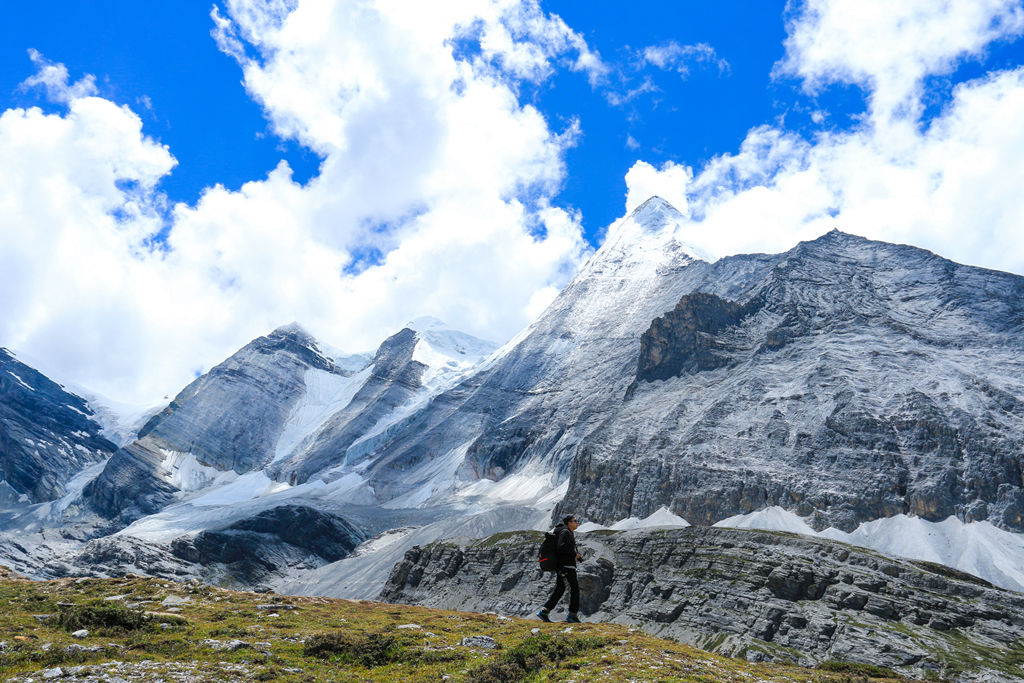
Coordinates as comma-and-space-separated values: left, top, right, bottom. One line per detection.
579, 196, 705, 281
405, 316, 449, 333
273, 321, 310, 337
410, 321, 498, 392
629, 195, 685, 232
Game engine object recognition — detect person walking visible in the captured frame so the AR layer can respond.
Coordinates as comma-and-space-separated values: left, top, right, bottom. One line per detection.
537, 514, 583, 623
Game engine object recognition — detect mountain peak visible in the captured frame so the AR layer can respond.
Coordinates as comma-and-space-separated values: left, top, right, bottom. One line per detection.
270, 321, 312, 340
404, 316, 449, 334
628, 196, 685, 232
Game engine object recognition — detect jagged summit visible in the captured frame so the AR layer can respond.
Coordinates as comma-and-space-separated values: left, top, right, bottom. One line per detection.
577, 196, 702, 283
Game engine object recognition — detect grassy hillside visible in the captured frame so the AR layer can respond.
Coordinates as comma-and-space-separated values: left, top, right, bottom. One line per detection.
0, 566, 916, 682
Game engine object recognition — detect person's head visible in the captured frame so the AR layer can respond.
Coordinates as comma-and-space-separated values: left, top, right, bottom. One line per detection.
562, 514, 578, 531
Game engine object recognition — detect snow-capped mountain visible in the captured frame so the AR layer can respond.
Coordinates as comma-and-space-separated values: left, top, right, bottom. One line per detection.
81, 324, 370, 523
79, 319, 497, 526
4, 195, 1024, 603
270, 196, 1024, 593
0, 348, 117, 506
557, 227, 1024, 536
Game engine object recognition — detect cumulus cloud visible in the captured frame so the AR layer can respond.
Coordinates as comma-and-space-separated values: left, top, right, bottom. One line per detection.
0, 0, 599, 402
776, 0, 1024, 122
625, 0, 1024, 277
624, 161, 692, 216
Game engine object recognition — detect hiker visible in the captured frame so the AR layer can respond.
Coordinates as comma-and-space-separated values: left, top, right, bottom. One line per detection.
537, 514, 583, 623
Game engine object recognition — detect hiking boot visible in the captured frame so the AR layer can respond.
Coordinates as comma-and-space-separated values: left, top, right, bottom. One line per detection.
536, 609, 551, 622
565, 613, 581, 623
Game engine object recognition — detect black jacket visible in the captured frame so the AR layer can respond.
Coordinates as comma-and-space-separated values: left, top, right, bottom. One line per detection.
553, 524, 577, 568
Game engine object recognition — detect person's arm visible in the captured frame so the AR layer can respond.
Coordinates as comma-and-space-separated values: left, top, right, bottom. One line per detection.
556, 528, 573, 561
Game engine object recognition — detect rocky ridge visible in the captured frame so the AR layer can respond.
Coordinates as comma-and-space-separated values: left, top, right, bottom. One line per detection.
82, 325, 367, 523
382, 525, 1024, 681
0, 349, 116, 506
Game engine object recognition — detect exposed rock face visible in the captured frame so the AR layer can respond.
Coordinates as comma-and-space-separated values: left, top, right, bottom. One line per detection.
0, 349, 116, 505
83, 325, 366, 521
52, 535, 195, 579
170, 505, 366, 586
325, 203, 1024, 540
80, 440, 178, 524
381, 526, 1024, 681
636, 292, 752, 381
136, 324, 348, 473
271, 328, 427, 485
557, 230, 1024, 532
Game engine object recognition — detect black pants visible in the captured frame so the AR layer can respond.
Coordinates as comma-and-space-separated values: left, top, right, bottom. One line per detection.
544, 566, 580, 614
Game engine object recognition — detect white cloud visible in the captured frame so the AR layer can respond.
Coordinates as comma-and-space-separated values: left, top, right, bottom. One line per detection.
776, 0, 1024, 123
20, 49, 98, 104
0, 1, 598, 402
624, 160, 692, 216
642, 41, 728, 76
623, 2, 1024, 278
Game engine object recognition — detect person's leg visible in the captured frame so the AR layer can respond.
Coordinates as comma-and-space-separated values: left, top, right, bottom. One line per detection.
543, 570, 567, 612
565, 568, 580, 618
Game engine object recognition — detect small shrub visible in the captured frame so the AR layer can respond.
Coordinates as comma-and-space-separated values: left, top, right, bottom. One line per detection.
208, 625, 249, 638
304, 631, 403, 667
468, 633, 610, 682
470, 659, 527, 683
55, 602, 149, 634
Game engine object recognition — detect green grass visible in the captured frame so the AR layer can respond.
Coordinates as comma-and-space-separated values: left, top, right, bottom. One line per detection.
0, 569, 917, 682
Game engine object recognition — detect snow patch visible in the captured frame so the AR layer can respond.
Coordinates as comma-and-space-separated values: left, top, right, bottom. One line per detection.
348, 527, 418, 559
273, 366, 371, 463
715, 506, 818, 535
7, 371, 34, 391
77, 390, 167, 446
578, 506, 690, 533
456, 468, 563, 507
159, 451, 237, 492
408, 318, 498, 392
319, 471, 376, 505
714, 507, 1024, 592
188, 472, 291, 507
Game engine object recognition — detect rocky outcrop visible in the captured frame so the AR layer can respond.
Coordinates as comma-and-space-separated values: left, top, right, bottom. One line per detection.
0, 349, 116, 505
80, 440, 179, 522
170, 505, 365, 585
636, 292, 753, 381
381, 526, 1024, 681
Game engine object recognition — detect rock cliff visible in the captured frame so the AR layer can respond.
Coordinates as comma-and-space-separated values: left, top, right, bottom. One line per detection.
382, 526, 1024, 681
0, 349, 116, 505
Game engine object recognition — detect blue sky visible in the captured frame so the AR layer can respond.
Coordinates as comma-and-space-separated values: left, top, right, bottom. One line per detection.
0, 1, 855, 241
2, 1, 1024, 401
